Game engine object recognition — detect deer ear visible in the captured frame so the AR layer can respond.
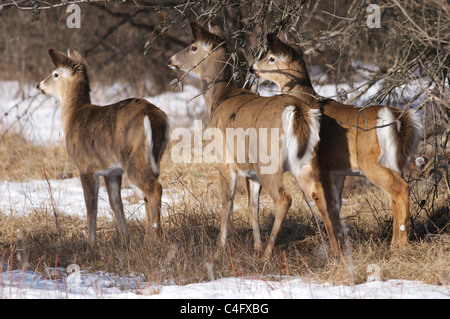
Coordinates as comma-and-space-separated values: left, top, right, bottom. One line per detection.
266, 34, 288, 55
48, 49, 71, 68
190, 22, 212, 41
67, 48, 83, 62
208, 22, 224, 38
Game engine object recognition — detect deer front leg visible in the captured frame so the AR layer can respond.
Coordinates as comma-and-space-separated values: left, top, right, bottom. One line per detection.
80, 172, 99, 247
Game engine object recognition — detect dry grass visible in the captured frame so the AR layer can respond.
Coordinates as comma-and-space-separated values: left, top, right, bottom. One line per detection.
0, 130, 449, 288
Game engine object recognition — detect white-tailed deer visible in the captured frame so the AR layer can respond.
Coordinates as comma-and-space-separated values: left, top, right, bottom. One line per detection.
250, 34, 423, 251
169, 23, 321, 260
37, 49, 169, 247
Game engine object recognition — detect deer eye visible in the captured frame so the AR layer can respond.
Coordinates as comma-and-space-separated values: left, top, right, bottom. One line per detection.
53, 72, 59, 79
191, 45, 198, 52
268, 56, 276, 63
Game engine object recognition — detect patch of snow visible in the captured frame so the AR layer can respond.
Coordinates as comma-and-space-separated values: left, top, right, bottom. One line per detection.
0, 271, 448, 299
0, 178, 177, 219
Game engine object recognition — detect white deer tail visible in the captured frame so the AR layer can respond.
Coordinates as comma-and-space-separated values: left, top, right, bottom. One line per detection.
376, 107, 422, 175
144, 116, 160, 177
282, 106, 321, 175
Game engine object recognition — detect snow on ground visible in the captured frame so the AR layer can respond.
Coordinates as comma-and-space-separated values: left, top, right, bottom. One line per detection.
1, 80, 448, 299
0, 270, 448, 299
0, 178, 178, 220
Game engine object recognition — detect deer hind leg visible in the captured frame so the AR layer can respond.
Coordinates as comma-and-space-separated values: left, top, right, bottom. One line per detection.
258, 173, 292, 260
217, 165, 237, 251
80, 172, 99, 247
249, 179, 263, 252
143, 180, 163, 239
330, 173, 346, 242
125, 162, 162, 239
104, 174, 129, 244
360, 163, 410, 248
296, 166, 343, 255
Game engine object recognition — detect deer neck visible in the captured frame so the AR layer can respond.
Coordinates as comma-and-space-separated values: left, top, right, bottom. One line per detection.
279, 62, 318, 106
60, 79, 91, 132
199, 54, 234, 117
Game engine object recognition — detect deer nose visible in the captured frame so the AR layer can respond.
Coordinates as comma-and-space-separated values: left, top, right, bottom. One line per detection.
36, 82, 45, 93
168, 58, 179, 70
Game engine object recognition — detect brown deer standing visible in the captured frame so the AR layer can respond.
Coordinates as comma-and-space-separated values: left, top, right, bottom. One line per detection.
169, 23, 321, 260
37, 49, 170, 247
250, 34, 423, 251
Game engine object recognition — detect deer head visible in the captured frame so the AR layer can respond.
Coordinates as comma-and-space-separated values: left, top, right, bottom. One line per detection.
250, 34, 309, 87
168, 23, 227, 79
37, 49, 90, 102
250, 34, 315, 96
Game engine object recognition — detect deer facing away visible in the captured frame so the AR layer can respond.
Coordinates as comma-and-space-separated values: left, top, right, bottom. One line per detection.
250, 34, 423, 251
169, 23, 322, 260
37, 49, 170, 247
